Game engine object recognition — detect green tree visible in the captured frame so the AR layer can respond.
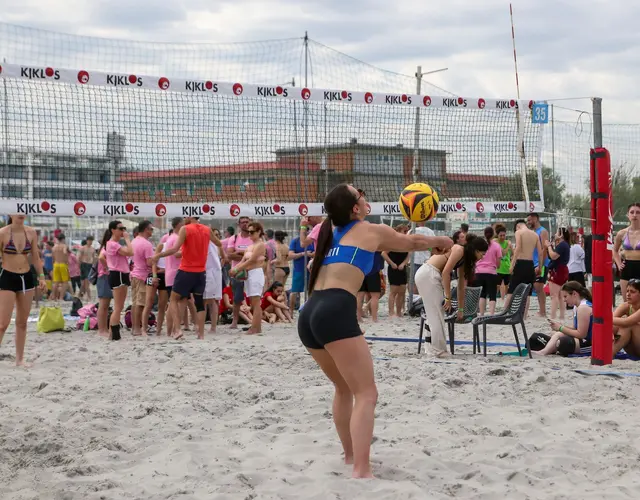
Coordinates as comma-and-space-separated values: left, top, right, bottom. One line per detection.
494, 166, 566, 213
567, 164, 640, 222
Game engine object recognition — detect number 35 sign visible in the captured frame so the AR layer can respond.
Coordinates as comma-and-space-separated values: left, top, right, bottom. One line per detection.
531, 102, 549, 124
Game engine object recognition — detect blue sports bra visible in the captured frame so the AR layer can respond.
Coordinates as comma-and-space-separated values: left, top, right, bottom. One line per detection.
322, 220, 375, 275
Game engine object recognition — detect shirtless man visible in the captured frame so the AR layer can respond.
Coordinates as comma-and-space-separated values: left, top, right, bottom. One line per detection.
506, 219, 543, 317
52, 234, 70, 301
78, 236, 95, 300
528, 213, 550, 317
229, 221, 267, 334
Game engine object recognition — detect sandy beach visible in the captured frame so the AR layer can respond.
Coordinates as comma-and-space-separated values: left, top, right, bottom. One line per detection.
2, 301, 640, 500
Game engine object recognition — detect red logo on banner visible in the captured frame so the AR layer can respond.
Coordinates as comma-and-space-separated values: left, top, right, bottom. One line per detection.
158, 77, 170, 90
401, 94, 408, 103
77, 70, 89, 84
301, 88, 311, 100
510, 99, 516, 108
232, 83, 243, 95
0, 65, 3, 75
41, 201, 51, 211
528, 100, 534, 110
230, 204, 240, 217
45, 67, 55, 77
202, 204, 211, 213
456, 202, 463, 210
423, 96, 432, 107
478, 98, 486, 109
341, 90, 349, 99
273, 204, 281, 213
125, 203, 135, 213
74, 202, 86, 216
205, 81, 214, 90
155, 204, 167, 217
529, 202, 535, 212
128, 75, 138, 85
298, 204, 308, 216
476, 202, 484, 213
508, 202, 515, 209
364, 92, 373, 104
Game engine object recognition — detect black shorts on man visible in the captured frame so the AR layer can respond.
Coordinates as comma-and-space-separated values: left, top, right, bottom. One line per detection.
172, 270, 206, 299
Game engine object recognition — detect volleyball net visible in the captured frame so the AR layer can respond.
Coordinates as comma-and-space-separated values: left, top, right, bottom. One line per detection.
0, 23, 550, 219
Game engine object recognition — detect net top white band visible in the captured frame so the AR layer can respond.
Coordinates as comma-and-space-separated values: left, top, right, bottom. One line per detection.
0, 63, 540, 111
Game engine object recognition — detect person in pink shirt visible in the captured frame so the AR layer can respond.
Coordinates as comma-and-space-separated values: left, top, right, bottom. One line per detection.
225, 217, 254, 329
104, 220, 133, 341
472, 226, 503, 316
299, 216, 324, 248
68, 250, 82, 295
162, 217, 185, 336
131, 221, 155, 336
96, 246, 112, 338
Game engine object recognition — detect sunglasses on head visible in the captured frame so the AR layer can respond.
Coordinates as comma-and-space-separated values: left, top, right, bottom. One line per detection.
629, 279, 640, 285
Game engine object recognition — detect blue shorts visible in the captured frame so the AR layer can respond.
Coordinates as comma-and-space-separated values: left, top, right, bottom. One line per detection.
97, 274, 113, 299
172, 270, 206, 299
231, 278, 245, 304
291, 271, 308, 293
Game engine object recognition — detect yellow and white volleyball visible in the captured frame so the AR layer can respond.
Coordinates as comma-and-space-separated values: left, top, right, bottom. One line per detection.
398, 182, 440, 222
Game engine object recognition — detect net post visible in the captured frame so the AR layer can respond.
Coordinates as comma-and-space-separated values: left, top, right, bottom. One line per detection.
407, 65, 423, 310
590, 97, 613, 366
2, 57, 7, 194
303, 32, 310, 302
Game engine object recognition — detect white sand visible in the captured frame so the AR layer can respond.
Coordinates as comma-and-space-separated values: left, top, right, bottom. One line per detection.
2, 302, 640, 499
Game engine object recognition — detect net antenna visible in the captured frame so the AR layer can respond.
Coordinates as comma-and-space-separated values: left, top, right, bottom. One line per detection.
510, 3, 530, 208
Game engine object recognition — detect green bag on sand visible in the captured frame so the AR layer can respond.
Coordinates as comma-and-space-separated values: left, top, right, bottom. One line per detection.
37, 306, 65, 333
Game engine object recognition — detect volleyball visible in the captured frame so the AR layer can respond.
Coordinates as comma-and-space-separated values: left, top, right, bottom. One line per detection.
398, 182, 440, 222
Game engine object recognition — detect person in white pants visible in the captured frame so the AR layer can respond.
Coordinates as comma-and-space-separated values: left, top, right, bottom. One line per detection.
415, 234, 488, 357
204, 239, 223, 333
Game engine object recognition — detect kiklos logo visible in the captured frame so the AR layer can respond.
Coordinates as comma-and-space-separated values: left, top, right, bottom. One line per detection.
16, 200, 57, 215
185, 81, 218, 92
492, 202, 518, 213
385, 94, 412, 105
477, 98, 486, 109
232, 83, 243, 96
495, 99, 517, 110
443, 97, 467, 108
364, 92, 374, 104
254, 204, 286, 216
102, 203, 140, 216
74, 202, 86, 216
229, 204, 241, 217
158, 77, 170, 90
77, 70, 90, 84
323, 90, 352, 102
182, 204, 215, 217
298, 204, 309, 216
257, 86, 288, 97
439, 202, 467, 213
301, 88, 311, 100
106, 74, 142, 86
155, 204, 167, 217
476, 202, 485, 213
20, 67, 60, 80
423, 96, 432, 107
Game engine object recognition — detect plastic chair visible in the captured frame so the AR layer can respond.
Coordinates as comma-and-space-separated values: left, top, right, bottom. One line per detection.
418, 286, 482, 354
471, 283, 532, 357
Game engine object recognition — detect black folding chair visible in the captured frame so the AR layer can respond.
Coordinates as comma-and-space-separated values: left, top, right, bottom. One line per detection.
418, 286, 482, 354
471, 283, 532, 357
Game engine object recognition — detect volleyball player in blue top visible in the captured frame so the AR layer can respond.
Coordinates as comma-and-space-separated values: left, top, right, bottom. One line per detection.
298, 184, 452, 478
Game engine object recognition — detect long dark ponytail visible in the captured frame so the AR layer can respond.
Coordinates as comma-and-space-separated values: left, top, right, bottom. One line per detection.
99, 220, 121, 253
462, 233, 489, 282
308, 184, 359, 293
562, 281, 592, 302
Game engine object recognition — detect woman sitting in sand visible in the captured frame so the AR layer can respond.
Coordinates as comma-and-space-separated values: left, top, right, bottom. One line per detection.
535, 281, 593, 356
261, 281, 292, 324
219, 285, 253, 325
298, 184, 452, 478
229, 221, 266, 334
613, 279, 640, 356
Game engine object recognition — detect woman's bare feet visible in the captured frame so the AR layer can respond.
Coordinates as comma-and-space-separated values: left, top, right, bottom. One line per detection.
352, 467, 374, 479
244, 329, 261, 335
16, 359, 33, 368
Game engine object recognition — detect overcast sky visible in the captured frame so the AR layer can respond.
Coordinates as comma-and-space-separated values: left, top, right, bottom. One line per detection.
1, 0, 638, 203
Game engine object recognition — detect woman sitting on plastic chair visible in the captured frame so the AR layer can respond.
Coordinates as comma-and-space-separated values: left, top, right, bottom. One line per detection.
415, 233, 487, 358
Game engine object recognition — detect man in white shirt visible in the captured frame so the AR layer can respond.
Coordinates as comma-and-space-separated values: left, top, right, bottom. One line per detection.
410, 222, 435, 292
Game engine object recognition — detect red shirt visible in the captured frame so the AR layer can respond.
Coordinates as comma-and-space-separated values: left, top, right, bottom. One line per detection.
220, 286, 233, 314
179, 223, 210, 273
261, 291, 275, 310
